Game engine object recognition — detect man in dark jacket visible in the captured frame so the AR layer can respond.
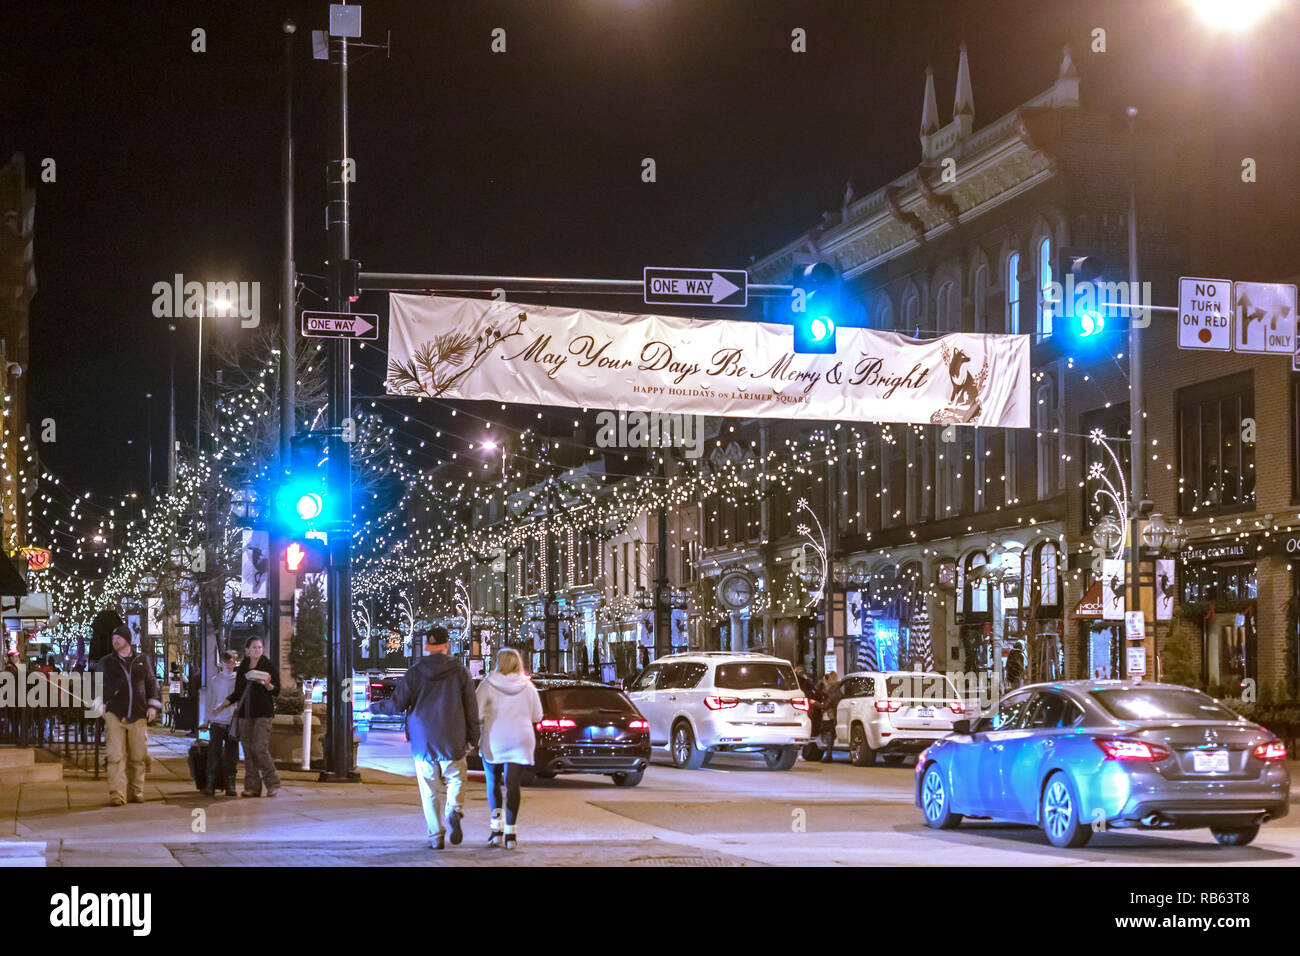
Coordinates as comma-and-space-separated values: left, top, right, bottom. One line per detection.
96, 624, 161, 806
370, 625, 480, 850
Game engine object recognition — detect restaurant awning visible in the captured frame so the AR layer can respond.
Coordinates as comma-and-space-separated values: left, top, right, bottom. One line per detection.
1072, 582, 1104, 619
0, 552, 27, 597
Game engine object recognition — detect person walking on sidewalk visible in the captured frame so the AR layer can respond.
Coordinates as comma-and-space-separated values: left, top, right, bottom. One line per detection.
475, 648, 543, 850
227, 638, 281, 798
96, 624, 161, 806
202, 650, 240, 796
369, 625, 479, 851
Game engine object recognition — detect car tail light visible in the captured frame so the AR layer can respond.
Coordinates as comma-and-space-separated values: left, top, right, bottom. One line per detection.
703, 695, 739, 710
875, 699, 902, 713
628, 719, 649, 731
949, 700, 965, 713
1094, 737, 1170, 762
1253, 740, 1287, 761
791, 697, 811, 712
535, 718, 577, 731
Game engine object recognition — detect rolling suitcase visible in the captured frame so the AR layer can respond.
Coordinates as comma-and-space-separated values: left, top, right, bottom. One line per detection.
187, 740, 209, 790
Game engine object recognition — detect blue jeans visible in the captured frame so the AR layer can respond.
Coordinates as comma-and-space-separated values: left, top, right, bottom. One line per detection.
483, 762, 526, 827
207, 722, 239, 791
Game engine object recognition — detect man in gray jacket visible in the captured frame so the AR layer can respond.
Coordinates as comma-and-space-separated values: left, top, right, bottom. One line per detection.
370, 626, 480, 849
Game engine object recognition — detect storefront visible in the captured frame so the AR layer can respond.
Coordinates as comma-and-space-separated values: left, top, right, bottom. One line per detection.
1179, 538, 1258, 690
1073, 581, 1121, 679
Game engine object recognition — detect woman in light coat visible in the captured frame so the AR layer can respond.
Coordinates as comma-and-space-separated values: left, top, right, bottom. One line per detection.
475, 648, 543, 849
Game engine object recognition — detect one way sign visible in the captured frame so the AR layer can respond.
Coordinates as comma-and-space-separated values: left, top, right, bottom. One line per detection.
300, 310, 380, 340
644, 267, 748, 308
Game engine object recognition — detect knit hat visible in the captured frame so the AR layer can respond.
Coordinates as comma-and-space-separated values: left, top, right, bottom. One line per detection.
111, 623, 133, 641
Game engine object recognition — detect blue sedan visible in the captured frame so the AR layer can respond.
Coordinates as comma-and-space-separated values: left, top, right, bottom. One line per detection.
915, 680, 1289, 848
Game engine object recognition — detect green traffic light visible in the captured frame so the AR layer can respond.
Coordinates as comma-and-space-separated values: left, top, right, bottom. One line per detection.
295, 492, 324, 521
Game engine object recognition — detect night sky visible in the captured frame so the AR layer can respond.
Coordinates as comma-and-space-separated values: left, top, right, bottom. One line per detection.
4, 0, 1299, 502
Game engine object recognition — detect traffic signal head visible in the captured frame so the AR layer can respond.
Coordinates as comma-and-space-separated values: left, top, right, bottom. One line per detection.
1055, 248, 1118, 346
791, 262, 840, 354
273, 431, 330, 533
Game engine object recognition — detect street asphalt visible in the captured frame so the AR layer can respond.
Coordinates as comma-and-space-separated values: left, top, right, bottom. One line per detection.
1, 728, 1297, 866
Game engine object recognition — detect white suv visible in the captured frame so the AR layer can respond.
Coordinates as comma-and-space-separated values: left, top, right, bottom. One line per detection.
626, 652, 813, 771
826, 671, 973, 766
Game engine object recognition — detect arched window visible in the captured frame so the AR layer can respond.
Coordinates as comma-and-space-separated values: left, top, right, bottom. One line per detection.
958, 551, 992, 618
1037, 236, 1053, 338
972, 264, 988, 333
876, 298, 894, 331
1006, 252, 1020, 334
936, 281, 957, 333
902, 291, 920, 332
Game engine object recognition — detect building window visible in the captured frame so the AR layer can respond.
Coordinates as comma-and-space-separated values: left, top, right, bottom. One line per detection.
902, 292, 920, 332
1006, 252, 1020, 334
973, 264, 988, 333
936, 281, 956, 333
1037, 236, 1053, 338
1036, 377, 1057, 499
1178, 373, 1255, 515
876, 298, 894, 331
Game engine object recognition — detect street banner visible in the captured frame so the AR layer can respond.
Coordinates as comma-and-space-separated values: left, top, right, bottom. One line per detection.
1155, 558, 1175, 621
845, 592, 863, 636
240, 529, 269, 601
147, 597, 164, 634
1102, 559, 1125, 620
386, 294, 1032, 427
670, 608, 688, 647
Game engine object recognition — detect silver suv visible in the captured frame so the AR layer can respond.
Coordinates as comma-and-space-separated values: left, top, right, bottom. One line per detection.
626, 652, 813, 770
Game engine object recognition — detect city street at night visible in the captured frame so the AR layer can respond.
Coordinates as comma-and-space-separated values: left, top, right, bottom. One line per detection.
2, 728, 1295, 867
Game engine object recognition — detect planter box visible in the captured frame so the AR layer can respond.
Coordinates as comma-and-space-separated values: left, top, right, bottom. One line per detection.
270, 713, 326, 769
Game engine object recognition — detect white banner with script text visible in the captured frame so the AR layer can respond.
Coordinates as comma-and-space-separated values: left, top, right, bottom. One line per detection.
385, 294, 1030, 427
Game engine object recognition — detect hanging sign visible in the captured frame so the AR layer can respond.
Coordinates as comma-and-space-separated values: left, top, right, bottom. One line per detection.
1102, 559, 1125, 620
1154, 558, 1175, 621
386, 294, 1031, 427
1124, 610, 1145, 641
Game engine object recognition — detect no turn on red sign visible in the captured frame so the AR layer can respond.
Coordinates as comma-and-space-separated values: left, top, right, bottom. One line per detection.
1178, 277, 1232, 350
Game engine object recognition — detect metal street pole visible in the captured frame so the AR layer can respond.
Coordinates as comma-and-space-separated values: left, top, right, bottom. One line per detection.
653, 454, 670, 661
168, 325, 177, 488
269, 18, 298, 678
323, 28, 358, 781
819, 428, 837, 681
1127, 106, 1146, 669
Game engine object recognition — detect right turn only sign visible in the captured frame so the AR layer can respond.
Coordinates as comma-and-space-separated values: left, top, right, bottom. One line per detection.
1178, 277, 1232, 350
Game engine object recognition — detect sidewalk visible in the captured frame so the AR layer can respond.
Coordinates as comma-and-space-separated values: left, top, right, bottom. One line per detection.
0, 730, 750, 866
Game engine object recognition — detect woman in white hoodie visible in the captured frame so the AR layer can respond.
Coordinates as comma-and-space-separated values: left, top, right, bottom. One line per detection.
476, 648, 543, 849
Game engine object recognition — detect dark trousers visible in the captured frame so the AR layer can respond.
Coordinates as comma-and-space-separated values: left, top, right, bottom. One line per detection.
483, 762, 526, 827
206, 722, 239, 791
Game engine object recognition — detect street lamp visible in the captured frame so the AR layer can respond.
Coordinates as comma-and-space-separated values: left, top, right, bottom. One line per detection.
1186, 0, 1280, 31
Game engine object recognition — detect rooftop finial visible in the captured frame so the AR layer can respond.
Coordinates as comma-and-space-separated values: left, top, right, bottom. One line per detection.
954, 43, 974, 118
921, 65, 939, 135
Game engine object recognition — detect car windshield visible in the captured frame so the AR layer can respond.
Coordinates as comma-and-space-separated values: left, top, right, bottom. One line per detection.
1092, 688, 1240, 722
544, 687, 637, 714
885, 674, 961, 700
713, 662, 797, 690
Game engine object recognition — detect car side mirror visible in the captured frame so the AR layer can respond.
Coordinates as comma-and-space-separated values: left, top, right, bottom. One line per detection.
952, 719, 971, 735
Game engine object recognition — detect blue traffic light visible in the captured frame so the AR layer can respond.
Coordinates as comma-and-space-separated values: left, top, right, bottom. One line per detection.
792, 262, 840, 354
273, 431, 330, 533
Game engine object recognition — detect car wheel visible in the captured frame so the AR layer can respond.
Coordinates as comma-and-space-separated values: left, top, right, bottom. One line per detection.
882, 754, 906, 765
671, 722, 706, 770
611, 771, 644, 787
849, 724, 875, 767
920, 764, 962, 829
801, 742, 824, 762
1210, 825, 1260, 846
764, 746, 799, 771
1040, 772, 1091, 848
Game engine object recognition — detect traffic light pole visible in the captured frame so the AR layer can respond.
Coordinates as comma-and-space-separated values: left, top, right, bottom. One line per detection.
322, 30, 358, 782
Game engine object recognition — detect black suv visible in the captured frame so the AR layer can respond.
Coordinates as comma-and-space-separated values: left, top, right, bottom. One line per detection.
530, 678, 652, 786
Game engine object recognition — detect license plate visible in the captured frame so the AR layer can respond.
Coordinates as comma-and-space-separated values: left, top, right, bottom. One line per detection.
757, 702, 775, 714
917, 707, 935, 718
1192, 749, 1230, 773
